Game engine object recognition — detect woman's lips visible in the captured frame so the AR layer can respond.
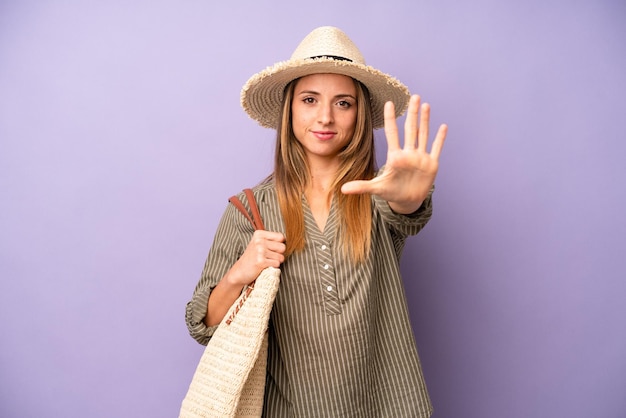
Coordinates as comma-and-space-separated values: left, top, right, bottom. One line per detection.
312, 131, 336, 140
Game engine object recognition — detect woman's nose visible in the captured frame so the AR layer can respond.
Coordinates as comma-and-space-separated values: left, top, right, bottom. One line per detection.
317, 103, 334, 125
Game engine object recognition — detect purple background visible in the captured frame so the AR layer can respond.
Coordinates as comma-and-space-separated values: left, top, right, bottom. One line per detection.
1, 1, 625, 417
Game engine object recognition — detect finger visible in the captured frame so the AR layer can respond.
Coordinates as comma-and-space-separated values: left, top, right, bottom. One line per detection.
418, 103, 430, 153
266, 239, 286, 254
430, 123, 448, 160
256, 230, 285, 242
267, 257, 283, 268
264, 249, 285, 265
383, 101, 400, 151
341, 179, 376, 195
404, 95, 420, 149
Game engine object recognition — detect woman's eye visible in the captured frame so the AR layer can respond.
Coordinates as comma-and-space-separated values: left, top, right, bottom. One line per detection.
303, 97, 315, 104
338, 100, 352, 108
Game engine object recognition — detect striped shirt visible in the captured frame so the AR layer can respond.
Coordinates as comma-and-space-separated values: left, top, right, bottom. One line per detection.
186, 179, 433, 417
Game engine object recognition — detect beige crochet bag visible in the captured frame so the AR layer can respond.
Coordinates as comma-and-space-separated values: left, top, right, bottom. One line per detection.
179, 189, 280, 418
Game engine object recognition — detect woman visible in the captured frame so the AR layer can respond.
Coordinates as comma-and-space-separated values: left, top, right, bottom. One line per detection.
186, 26, 447, 417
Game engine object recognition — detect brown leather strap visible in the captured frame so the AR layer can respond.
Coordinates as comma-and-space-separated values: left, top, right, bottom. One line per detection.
244, 189, 265, 231
228, 188, 264, 231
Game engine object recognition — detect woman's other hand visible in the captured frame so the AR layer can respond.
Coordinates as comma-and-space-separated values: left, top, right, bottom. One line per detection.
205, 230, 285, 327
226, 230, 286, 287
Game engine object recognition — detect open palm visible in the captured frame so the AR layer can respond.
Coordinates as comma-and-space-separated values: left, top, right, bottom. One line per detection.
342, 95, 448, 214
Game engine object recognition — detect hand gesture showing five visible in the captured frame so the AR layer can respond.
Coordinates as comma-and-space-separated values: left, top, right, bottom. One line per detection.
341, 95, 447, 214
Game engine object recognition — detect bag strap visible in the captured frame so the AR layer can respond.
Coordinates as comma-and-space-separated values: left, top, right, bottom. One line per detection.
228, 188, 264, 231
224, 188, 264, 325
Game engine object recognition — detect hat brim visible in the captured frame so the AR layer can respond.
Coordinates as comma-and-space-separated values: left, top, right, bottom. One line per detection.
240, 57, 410, 130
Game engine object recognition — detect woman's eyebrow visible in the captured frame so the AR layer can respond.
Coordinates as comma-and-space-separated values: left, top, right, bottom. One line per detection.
296, 90, 356, 100
295, 89, 320, 95
335, 93, 357, 100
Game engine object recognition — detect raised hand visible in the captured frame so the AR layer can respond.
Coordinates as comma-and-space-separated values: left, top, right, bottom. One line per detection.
341, 94, 447, 214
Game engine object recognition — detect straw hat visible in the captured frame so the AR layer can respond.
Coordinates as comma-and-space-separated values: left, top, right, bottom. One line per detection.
240, 26, 411, 130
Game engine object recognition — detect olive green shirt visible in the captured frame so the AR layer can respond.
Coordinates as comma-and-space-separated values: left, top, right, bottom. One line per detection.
186, 179, 434, 417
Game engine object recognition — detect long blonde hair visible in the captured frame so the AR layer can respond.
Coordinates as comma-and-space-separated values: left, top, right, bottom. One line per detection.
274, 77, 376, 263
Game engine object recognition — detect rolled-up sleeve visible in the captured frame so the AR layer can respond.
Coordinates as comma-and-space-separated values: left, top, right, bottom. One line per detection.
373, 186, 434, 237
185, 285, 217, 345
184, 201, 251, 345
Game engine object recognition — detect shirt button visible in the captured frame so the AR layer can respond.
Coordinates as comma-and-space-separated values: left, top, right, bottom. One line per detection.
327, 285, 333, 292
324, 264, 329, 270
321, 244, 327, 251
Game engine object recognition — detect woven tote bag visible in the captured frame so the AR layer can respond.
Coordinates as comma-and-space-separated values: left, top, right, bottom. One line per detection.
179, 189, 280, 418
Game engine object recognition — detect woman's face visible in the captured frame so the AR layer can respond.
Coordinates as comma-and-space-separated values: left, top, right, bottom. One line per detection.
291, 73, 357, 165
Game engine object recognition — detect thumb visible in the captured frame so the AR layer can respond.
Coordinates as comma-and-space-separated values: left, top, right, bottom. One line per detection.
341, 180, 374, 195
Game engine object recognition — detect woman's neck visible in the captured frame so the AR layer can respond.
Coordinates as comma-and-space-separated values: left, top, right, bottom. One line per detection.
307, 164, 337, 195
305, 161, 338, 233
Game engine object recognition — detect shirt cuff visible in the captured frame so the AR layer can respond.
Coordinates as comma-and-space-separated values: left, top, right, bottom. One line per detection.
185, 285, 219, 346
